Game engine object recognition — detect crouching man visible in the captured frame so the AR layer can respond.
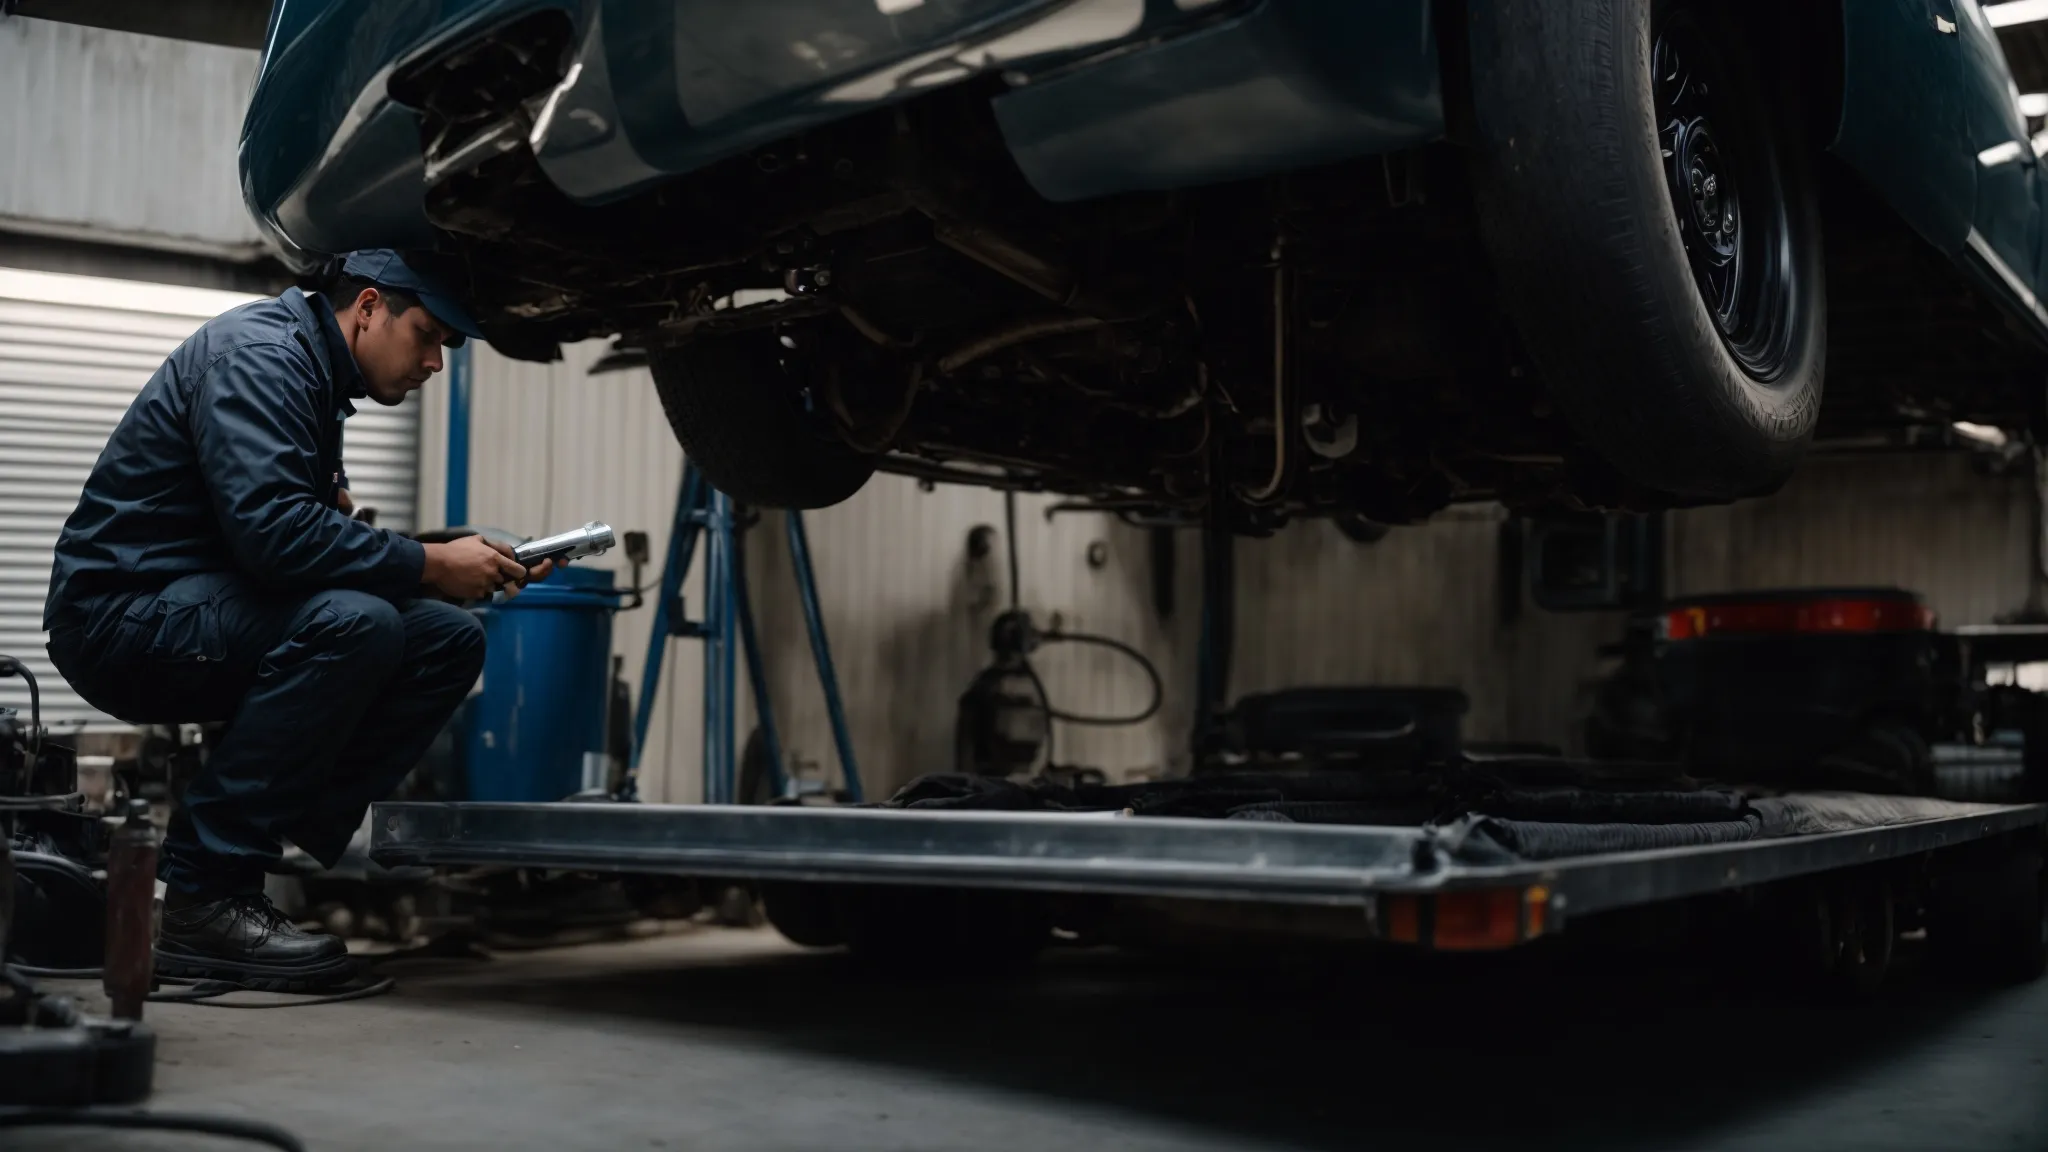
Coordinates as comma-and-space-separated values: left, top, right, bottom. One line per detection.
44, 250, 548, 988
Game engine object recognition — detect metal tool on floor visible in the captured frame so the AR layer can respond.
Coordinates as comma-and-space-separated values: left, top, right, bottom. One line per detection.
630, 461, 864, 805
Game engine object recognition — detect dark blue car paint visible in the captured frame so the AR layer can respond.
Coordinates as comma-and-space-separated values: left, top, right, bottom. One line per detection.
244, 0, 555, 256
644, 0, 1070, 160
1957, 1, 2040, 282
243, 0, 1435, 249
243, 0, 2048, 343
1831, 0, 1975, 257
1829, 0, 2048, 332
993, 0, 1441, 202
539, 0, 1279, 202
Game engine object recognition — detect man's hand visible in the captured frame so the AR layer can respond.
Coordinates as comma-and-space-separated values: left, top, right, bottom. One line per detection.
498, 557, 556, 601
423, 537, 528, 601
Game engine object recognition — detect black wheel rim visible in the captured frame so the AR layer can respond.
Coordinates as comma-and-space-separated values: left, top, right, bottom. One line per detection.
1652, 11, 1800, 382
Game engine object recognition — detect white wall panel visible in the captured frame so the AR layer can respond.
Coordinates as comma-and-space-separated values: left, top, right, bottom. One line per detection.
1231, 513, 1619, 752
1669, 453, 2037, 626
0, 19, 263, 251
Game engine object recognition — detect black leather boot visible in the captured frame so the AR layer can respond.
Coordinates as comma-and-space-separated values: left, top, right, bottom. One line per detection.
156, 892, 355, 990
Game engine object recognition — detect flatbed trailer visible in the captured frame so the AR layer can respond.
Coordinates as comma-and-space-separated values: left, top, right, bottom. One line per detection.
372, 795, 2048, 961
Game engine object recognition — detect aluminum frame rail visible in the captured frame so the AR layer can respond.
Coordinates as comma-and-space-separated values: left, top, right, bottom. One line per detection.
373, 799, 2048, 923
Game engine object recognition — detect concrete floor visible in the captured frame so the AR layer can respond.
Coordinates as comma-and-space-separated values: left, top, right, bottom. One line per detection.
12, 924, 2048, 1151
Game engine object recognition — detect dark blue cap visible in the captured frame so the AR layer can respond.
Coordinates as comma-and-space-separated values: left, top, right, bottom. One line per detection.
338, 249, 484, 346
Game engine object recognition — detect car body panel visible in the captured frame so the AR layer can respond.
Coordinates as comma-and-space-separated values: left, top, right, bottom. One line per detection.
1830, 0, 2048, 339
244, 0, 1437, 248
580, 0, 1097, 196
1955, 0, 2043, 312
242, 0, 563, 257
992, 0, 1442, 203
245, 0, 2048, 342
1830, 0, 1976, 258
534, 0, 1127, 202
525, 4, 662, 203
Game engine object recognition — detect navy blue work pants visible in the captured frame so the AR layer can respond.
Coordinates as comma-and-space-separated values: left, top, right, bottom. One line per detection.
48, 572, 484, 897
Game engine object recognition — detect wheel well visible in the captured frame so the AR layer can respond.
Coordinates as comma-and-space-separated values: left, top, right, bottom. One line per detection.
1436, 0, 1845, 151
1768, 0, 1847, 156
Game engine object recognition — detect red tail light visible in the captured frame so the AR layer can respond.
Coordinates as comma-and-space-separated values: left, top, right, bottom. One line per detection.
1662, 597, 1935, 640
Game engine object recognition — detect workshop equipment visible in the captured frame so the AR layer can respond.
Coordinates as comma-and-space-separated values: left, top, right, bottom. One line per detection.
2, 659, 100, 970
955, 611, 1051, 776
0, 654, 154, 1106
1586, 587, 2048, 799
953, 608, 1165, 777
1661, 588, 1946, 790
101, 799, 156, 1020
633, 461, 863, 804
467, 564, 627, 802
953, 493, 1166, 777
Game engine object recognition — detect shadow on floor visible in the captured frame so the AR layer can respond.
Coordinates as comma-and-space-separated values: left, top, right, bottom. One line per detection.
389, 929, 2023, 1152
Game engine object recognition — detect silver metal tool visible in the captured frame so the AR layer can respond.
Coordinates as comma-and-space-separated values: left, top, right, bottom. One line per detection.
514, 521, 616, 567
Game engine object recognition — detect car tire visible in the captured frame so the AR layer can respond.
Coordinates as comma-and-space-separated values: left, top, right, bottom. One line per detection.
760, 881, 846, 949
649, 332, 877, 509
833, 885, 1050, 970
1467, 0, 1825, 500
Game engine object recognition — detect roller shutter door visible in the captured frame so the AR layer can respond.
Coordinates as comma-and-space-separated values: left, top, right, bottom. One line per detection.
0, 267, 420, 729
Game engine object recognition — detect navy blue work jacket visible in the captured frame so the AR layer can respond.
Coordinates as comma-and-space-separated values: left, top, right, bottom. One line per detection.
44, 287, 426, 629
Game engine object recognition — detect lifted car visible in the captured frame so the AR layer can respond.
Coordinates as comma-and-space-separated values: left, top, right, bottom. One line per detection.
245, 0, 2048, 527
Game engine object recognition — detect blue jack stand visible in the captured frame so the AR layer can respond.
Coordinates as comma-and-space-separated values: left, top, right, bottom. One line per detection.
626, 463, 864, 805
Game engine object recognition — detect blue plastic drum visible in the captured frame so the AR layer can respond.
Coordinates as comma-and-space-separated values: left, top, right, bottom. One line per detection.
463, 564, 621, 802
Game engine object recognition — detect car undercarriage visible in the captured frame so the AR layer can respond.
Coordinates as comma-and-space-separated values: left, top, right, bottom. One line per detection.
416, 66, 2048, 529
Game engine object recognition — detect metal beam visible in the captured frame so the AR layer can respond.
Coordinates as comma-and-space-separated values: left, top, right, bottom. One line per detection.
372, 802, 1428, 905
371, 799, 2048, 916
5, 0, 270, 50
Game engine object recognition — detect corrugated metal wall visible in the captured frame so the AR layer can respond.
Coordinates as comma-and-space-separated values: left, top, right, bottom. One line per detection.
0, 267, 421, 727
421, 342, 713, 802
1230, 512, 1620, 751
744, 480, 1204, 796
0, 19, 262, 252
444, 346, 2045, 799
1668, 453, 2039, 626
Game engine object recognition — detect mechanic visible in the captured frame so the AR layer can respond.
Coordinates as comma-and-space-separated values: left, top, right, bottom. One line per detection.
41, 250, 549, 989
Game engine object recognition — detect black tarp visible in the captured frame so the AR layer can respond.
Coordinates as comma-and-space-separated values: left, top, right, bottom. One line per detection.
879, 761, 1996, 865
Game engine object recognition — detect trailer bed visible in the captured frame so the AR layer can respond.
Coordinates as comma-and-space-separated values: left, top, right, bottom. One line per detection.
371, 797, 2048, 934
